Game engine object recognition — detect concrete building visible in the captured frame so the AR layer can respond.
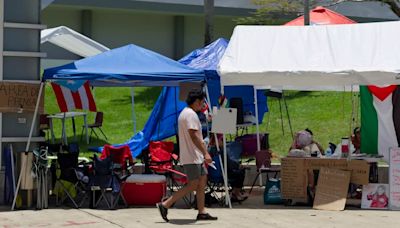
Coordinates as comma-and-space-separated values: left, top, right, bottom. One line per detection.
1, 0, 43, 205
41, 0, 399, 68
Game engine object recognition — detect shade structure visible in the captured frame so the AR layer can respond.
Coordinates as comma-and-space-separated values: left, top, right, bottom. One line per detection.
285, 6, 356, 26
43, 44, 205, 87
41, 26, 110, 57
218, 21, 400, 88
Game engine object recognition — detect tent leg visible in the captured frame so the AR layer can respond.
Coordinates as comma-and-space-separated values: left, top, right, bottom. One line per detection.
278, 99, 284, 136
283, 94, 293, 140
223, 134, 232, 208
130, 87, 136, 134
11, 82, 44, 210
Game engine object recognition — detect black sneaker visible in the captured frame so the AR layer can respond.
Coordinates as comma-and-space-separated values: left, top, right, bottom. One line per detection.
156, 203, 169, 222
196, 213, 218, 220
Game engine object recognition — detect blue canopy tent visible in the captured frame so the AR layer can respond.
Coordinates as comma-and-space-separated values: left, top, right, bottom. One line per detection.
39, 44, 206, 158
113, 38, 268, 158
43, 44, 205, 86
16, 44, 207, 210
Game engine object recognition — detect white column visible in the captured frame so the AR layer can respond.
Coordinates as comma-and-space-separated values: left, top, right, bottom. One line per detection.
12, 82, 44, 210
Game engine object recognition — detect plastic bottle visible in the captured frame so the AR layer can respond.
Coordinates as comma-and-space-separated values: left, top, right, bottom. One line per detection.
325, 147, 332, 157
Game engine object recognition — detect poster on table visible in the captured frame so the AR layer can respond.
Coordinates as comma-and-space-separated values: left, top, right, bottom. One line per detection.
389, 147, 400, 210
361, 184, 389, 210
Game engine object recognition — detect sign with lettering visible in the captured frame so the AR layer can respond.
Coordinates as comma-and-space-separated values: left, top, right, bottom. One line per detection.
0, 82, 43, 113
313, 167, 350, 211
281, 158, 307, 200
389, 147, 400, 210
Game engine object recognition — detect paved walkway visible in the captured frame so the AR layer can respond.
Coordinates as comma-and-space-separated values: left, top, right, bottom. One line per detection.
0, 188, 398, 228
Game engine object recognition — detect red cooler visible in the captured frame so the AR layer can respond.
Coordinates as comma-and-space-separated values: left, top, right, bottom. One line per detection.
122, 174, 166, 205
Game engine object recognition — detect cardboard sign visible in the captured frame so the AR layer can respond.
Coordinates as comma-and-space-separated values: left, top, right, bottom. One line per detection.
389, 147, 400, 210
211, 108, 237, 134
306, 158, 369, 185
347, 160, 370, 185
313, 167, 351, 211
362, 184, 389, 210
281, 158, 307, 200
0, 82, 43, 113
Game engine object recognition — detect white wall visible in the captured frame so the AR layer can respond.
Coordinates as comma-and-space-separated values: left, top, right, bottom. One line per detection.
41, 6, 239, 61
91, 9, 175, 58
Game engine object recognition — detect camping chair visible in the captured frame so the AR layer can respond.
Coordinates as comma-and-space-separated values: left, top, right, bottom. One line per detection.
81, 112, 107, 142
55, 149, 90, 208
249, 150, 280, 194
206, 150, 228, 207
90, 154, 114, 209
147, 141, 191, 207
100, 144, 135, 208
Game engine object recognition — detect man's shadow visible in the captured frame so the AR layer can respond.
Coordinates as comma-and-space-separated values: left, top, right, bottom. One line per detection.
156, 219, 211, 225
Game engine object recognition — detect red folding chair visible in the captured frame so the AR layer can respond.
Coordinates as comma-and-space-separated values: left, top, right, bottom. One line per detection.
148, 141, 191, 207
100, 144, 135, 208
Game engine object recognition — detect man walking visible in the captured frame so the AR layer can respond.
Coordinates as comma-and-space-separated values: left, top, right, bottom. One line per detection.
156, 90, 218, 222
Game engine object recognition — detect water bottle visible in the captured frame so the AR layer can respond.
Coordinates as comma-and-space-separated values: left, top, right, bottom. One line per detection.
325, 147, 332, 157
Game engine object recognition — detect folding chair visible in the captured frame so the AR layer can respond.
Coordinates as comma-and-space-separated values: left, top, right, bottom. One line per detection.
90, 154, 114, 209
81, 112, 107, 142
249, 150, 280, 194
206, 150, 227, 207
55, 151, 90, 208
100, 144, 135, 208
147, 141, 191, 207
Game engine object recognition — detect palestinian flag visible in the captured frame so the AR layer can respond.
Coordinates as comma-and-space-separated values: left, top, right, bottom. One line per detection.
360, 85, 400, 162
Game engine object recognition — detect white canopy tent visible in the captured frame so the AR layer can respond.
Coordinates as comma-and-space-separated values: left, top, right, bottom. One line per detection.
218, 21, 400, 88
41, 26, 110, 58
216, 21, 400, 200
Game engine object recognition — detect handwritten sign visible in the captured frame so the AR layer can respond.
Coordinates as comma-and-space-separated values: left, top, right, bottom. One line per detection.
281, 158, 307, 200
313, 167, 351, 211
306, 158, 369, 185
0, 82, 43, 113
389, 147, 400, 210
347, 160, 370, 185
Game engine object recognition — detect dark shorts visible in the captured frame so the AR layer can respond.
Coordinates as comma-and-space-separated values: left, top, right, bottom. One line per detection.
183, 164, 208, 181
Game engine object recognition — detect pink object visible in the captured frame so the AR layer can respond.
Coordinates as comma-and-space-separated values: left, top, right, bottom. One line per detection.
122, 174, 166, 205
341, 138, 350, 157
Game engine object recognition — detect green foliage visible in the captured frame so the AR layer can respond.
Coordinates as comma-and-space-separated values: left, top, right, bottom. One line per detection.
234, 0, 318, 25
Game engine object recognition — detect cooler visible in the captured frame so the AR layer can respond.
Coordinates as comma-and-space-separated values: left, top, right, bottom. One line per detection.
122, 174, 166, 205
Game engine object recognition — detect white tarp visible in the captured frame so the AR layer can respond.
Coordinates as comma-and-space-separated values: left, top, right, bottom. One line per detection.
218, 21, 400, 88
41, 26, 110, 57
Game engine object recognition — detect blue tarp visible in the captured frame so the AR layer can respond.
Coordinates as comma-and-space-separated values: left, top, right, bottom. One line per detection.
112, 38, 268, 158
43, 44, 205, 87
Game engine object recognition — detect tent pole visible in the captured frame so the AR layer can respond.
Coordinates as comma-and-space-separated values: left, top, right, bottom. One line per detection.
254, 87, 262, 187
130, 87, 136, 134
254, 87, 261, 151
11, 82, 44, 210
283, 93, 294, 140
205, 83, 230, 207
223, 134, 232, 208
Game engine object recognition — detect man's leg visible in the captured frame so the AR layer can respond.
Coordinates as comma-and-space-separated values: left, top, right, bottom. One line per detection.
163, 179, 199, 208
196, 174, 207, 214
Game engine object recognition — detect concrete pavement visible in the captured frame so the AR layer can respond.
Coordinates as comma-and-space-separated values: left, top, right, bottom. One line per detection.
0, 188, 399, 228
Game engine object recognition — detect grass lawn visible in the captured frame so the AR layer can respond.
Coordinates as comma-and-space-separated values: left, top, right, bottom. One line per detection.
44, 85, 360, 159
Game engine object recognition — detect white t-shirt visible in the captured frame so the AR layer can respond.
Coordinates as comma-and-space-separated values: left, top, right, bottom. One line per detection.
178, 107, 204, 165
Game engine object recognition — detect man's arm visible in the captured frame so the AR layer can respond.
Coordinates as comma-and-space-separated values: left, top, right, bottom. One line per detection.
188, 129, 212, 163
